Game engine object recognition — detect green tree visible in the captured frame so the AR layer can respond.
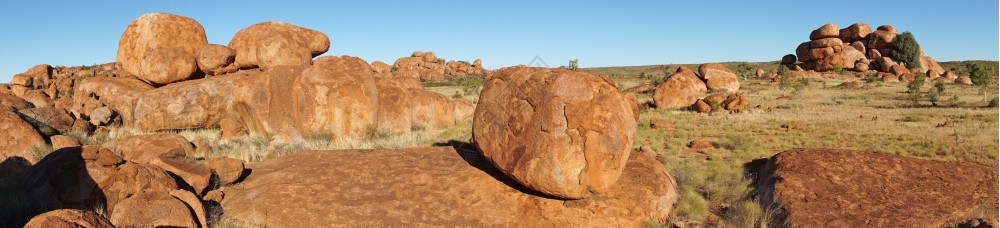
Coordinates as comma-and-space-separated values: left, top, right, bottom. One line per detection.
968, 62, 995, 95
568, 59, 578, 71
907, 72, 927, 93
777, 65, 791, 90
735, 62, 754, 80
888, 31, 922, 69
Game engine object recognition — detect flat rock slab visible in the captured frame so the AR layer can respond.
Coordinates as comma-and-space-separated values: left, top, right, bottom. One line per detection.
221, 146, 677, 227
758, 148, 999, 227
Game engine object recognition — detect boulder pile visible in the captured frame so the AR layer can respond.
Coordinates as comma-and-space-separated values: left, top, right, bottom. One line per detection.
0, 12, 474, 152
2, 12, 680, 227
651, 64, 747, 112
789, 23, 950, 83
391, 51, 485, 81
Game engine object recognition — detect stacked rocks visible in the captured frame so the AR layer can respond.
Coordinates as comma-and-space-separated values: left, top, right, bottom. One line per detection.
789, 23, 947, 83
392, 51, 485, 81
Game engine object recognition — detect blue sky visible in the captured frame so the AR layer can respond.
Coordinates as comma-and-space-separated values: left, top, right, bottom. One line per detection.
1, 1, 997, 82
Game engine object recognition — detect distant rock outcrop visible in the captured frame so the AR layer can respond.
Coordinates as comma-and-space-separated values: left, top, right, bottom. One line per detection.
787, 23, 950, 83
392, 51, 485, 81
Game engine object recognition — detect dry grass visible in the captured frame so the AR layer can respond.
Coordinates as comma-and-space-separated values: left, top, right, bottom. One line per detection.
625, 69, 999, 226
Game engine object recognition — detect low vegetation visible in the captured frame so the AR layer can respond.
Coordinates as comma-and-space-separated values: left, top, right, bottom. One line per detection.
618, 62, 997, 226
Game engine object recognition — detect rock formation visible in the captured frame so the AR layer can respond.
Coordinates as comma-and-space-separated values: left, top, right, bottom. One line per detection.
221, 147, 678, 227
787, 23, 949, 83
473, 66, 638, 199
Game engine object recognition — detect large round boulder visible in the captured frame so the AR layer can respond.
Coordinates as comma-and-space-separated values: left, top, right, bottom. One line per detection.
229, 21, 330, 70
697, 63, 740, 92
139, 47, 198, 85
292, 56, 378, 139
653, 67, 707, 109
839, 23, 872, 43
116, 12, 207, 83
473, 66, 638, 199
809, 23, 839, 40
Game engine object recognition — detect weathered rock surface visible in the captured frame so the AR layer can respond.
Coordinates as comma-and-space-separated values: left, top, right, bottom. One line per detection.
697, 63, 740, 92
649, 118, 675, 131
222, 147, 678, 227
292, 55, 378, 139
0, 93, 32, 111
50, 135, 81, 150
149, 156, 212, 195
473, 66, 637, 199
653, 67, 707, 109
72, 77, 153, 124
101, 133, 193, 163
16, 107, 74, 135
624, 83, 655, 94
838, 23, 871, 43
204, 156, 246, 186
116, 12, 207, 83
139, 47, 198, 85
758, 148, 998, 227
19, 146, 180, 217
809, 23, 839, 40
0, 109, 45, 164
196, 43, 236, 75
229, 21, 330, 70
109, 192, 199, 228
23, 209, 114, 228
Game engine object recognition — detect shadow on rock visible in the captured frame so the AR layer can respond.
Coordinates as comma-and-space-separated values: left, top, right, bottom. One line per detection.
435, 140, 564, 200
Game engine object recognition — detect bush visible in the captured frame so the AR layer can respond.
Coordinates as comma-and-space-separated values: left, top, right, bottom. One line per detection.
792, 78, 809, 95
888, 31, 922, 69
968, 62, 995, 94
833, 64, 847, 75
864, 72, 879, 83
989, 97, 999, 108
934, 81, 946, 94
778, 65, 791, 91
907, 72, 927, 93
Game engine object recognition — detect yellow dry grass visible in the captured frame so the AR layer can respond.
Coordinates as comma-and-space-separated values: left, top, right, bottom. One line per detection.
626, 70, 999, 226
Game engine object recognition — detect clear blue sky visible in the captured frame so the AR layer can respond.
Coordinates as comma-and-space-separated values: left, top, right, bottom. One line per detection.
1, 1, 997, 82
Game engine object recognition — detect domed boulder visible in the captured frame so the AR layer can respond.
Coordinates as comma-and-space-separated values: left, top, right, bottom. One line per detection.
697, 63, 740, 92
653, 67, 707, 109
292, 56, 378, 139
116, 12, 207, 83
473, 66, 638, 199
229, 21, 330, 70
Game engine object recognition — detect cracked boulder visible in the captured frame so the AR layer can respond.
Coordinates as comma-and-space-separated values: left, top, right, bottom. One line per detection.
472, 66, 638, 199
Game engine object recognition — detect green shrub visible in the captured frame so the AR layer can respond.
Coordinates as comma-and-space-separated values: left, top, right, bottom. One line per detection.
888, 31, 922, 69
934, 81, 946, 94
968, 62, 995, 95
457, 60, 471, 65
864, 72, 879, 83
791, 78, 809, 95
778, 65, 791, 90
907, 72, 927, 93
989, 97, 999, 108
452, 91, 462, 99
833, 64, 847, 75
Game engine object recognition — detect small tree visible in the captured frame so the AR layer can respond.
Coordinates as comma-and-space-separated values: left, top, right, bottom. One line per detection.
777, 65, 791, 90
889, 31, 922, 69
934, 81, 946, 94
735, 62, 754, 80
967, 62, 995, 95
568, 59, 579, 71
907, 72, 927, 93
